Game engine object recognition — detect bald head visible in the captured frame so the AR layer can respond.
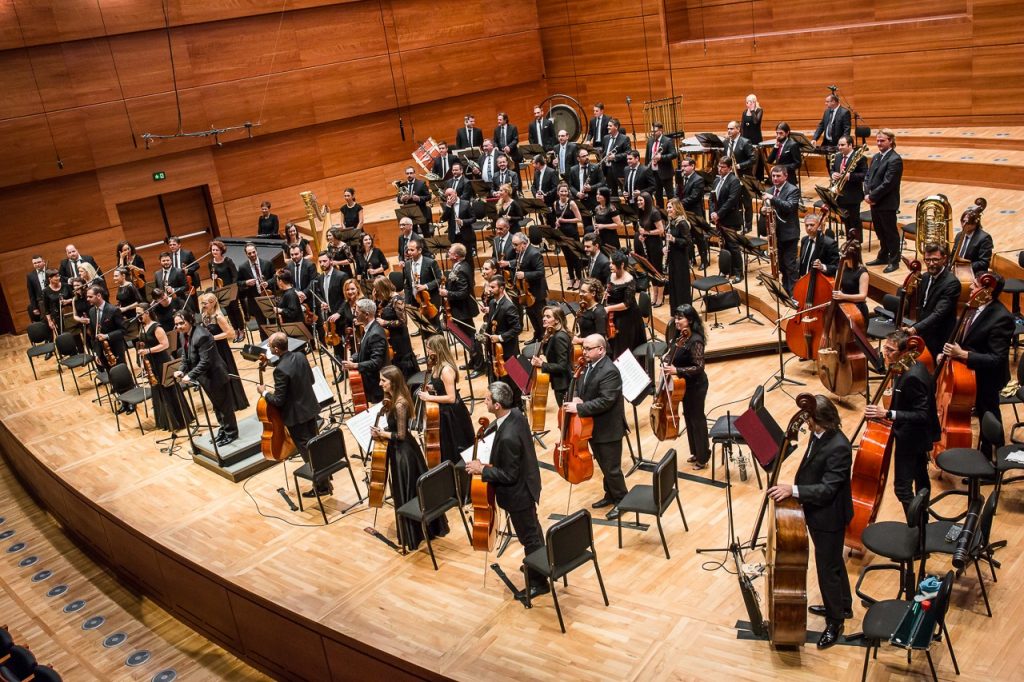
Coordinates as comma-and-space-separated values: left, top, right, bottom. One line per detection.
268, 332, 289, 354
583, 333, 607, 362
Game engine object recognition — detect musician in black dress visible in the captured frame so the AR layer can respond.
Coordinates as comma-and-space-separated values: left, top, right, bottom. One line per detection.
605, 250, 646, 358
635, 192, 666, 306
41, 269, 65, 334
741, 94, 764, 144
208, 239, 245, 339
593, 187, 624, 251
137, 304, 192, 432
149, 288, 181, 335
372, 276, 419, 380
355, 233, 389, 283
371, 365, 449, 550
493, 184, 523, 233
340, 188, 364, 232
418, 335, 474, 468
282, 222, 313, 260
532, 306, 573, 406
274, 269, 304, 324
574, 278, 608, 341
114, 240, 146, 274
552, 182, 585, 290
833, 246, 870, 323
198, 292, 249, 410
112, 268, 144, 317
69, 278, 91, 351
257, 200, 280, 237
339, 278, 361, 347
174, 310, 239, 446
663, 305, 710, 469
665, 199, 692, 309
326, 227, 356, 278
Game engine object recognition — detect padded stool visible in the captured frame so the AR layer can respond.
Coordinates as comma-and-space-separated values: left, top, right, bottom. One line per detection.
933, 448, 996, 519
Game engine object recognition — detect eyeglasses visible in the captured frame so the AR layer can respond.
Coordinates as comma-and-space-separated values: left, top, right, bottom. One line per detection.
581, 346, 600, 352
923, 257, 944, 263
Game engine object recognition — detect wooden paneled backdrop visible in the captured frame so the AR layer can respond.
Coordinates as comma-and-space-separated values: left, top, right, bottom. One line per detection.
2, 0, 1024, 331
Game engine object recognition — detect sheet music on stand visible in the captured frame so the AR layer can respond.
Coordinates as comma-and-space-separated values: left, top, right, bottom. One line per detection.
345, 401, 384, 453
310, 366, 334, 406
614, 349, 653, 403
460, 431, 496, 465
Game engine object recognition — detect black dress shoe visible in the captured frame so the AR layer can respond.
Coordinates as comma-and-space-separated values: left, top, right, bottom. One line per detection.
606, 507, 621, 521
302, 486, 332, 498
591, 497, 614, 509
467, 370, 483, 380
809, 605, 853, 619
817, 622, 844, 649
865, 258, 885, 266
883, 263, 899, 274
124, 404, 135, 415
527, 583, 551, 599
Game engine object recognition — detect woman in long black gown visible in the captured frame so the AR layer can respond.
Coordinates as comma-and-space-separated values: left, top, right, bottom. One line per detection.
605, 250, 646, 358
532, 305, 573, 407
635, 192, 666, 307
371, 365, 449, 551
355, 233, 389, 287
137, 306, 192, 431
371, 276, 419, 380
834, 247, 870, 323
281, 222, 312, 260
198, 292, 249, 410
494, 183, 523, 233
209, 239, 245, 339
418, 335, 474, 466
665, 198, 693, 309
573, 278, 608, 343
663, 304, 710, 470
593, 187, 624, 251
112, 268, 144, 316
340, 188, 364, 232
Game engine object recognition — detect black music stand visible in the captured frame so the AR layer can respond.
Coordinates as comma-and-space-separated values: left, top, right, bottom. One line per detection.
396, 204, 430, 227
722, 228, 765, 327
157, 359, 196, 457
423, 235, 452, 270
757, 272, 804, 392
469, 179, 490, 199
695, 410, 747, 568
694, 132, 726, 151
814, 186, 850, 240
686, 210, 714, 276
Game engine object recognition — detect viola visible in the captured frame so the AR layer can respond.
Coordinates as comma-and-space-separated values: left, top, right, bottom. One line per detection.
785, 213, 833, 360
605, 281, 618, 339
490, 320, 507, 378
551, 356, 594, 484
414, 271, 438, 318
128, 264, 146, 290
324, 318, 341, 347
368, 399, 391, 508
817, 240, 870, 397
101, 338, 117, 368
651, 330, 688, 441
256, 354, 297, 462
303, 301, 317, 327
421, 359, 442, 468
530, 328, 554, 432
470, 417, 498, 552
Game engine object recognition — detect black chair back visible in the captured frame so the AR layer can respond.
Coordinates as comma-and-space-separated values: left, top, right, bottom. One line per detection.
546, 508, 594, 569
908, 486, 930, 529
417, 460, 457, 512
749, 384, 765, 411
27, 321, 51, 344
654, 449, 679, 509
108, 363, 136, 394
981, 411, 1005, 449
6, 645, 37, 678
31, 665, 62, 682
932, 570, 956, 627
637, 291, 652, 319
307, 427, 346, 473
717, 249, 732, 277
54, 332, 79, 357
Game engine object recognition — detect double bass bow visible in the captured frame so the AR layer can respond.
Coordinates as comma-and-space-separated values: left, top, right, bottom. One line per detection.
256, 354, 297, 462
650, 330, 688, 441
551, 356, 594, 484
470, 417, 498, 552
893, 257, 934, 371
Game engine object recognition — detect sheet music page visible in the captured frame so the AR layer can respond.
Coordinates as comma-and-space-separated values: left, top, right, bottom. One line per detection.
310, 366, 334, 405
614, 349, 652, 403
345, 402, 384, 454
460, 432, 496, 465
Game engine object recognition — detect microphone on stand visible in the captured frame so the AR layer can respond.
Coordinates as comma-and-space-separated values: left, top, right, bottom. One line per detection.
827, 84, 838, 93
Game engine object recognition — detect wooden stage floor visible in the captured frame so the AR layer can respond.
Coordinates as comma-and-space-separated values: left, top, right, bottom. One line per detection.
1, 308, 1023, 680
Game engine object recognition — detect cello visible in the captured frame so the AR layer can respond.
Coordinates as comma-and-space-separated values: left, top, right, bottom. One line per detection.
846, 336, 923, 553
933, 272, 995, 461
650, 330, 688, 441
551, 356, 594, 484
817, 240, 870, 397
368, 400, 391, 508
785, 211, 833, 360
419, 357, 442, 468
529, 328, 553, 432
256, 354, 297, 461
470, 417, 498, 552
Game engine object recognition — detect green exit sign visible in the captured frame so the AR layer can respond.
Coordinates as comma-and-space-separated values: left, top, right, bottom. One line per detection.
152, 171, 166, 181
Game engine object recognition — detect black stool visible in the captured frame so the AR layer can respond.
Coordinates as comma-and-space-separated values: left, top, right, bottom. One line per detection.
932, 448, 996, 519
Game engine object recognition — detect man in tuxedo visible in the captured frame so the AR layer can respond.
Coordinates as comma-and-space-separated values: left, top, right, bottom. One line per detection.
491, 154, 521, 197
645, 121, 678, 206
906, 243, 961, 361
258, 332, 324, 495
441, 188, 477, 258
446, 162, 474, 201
86, 284, 127, 370
59, 244, 99, 294
829, 135, 867, 240
431, 141, 458, 181
166, 236, 198, 279
286, 244, 316, 302
476, 138, 500, 184
397, 166, 432, 229
553, 129, 578, 178
531, 155, 559, 215
710, 158, 744, 281
582, 234, 610, 285
864, 129, 904, 273
865, 331, 940, 519
511, 233, 548, 343
403, 238, 442, 327
943, 272, 1015, 458
528, 105, 556, 151
677, 156, 708, 267
768, 395, 853, 649
439, 243, 482, 374
724, 120, 756, 232
273, 269, 304, 324
568, 148, 604, 220
622, 150, 657, 204
465, 382, 548, 597
492, 218, 517, 272
174, 310, 238, 445
342, 298, 388, 404
812, 94, 851, 149
26, 255, 47, 322
314, 251, 346, 351
586, 102, 608, 146
154, 252, 187, 301
798, 213, 840, 279
494, 112, 520, 164
564, 334, 627, 516
766, 122, 802, 187
951, 206, 993, 275
237, 242, 276, 338
763, 166, 802, 294
455, 114, 483, 150
485, 276, 523, 405
600, 118, 631, 195
396, 217, 418, 267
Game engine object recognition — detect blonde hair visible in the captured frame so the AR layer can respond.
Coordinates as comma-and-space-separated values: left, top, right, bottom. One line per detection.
745, 94, 759, 108
426, 334, 460, 382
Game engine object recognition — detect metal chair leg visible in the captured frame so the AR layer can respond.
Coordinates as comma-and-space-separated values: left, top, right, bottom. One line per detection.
550, 578, 565, 633
974, 559, 993, 616
675, 494, 688, 531
423, 522, 438, 570
592, 557, 610, 605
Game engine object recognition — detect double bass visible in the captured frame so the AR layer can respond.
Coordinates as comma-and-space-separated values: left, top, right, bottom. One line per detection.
785, 211, 833, 360
650, 330, 688, 441
933, 272, 996, 460
256, 354, 297, 462
368, 400, 391, 508
551, 356, 594, 484
529, 328, 553, 432
893, 257, 934, 372
470, 417, 498, 552
345, 326, 368, 414
817, 241, 870, 396
419, 357, 442, 468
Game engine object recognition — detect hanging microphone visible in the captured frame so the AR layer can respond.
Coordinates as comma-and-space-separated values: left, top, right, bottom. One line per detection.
399, 115, 406, 142
828, 84, 838, 93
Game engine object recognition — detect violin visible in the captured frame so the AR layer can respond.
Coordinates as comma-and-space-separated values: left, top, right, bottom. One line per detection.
785, 211, 832, 360
127, 264, 146, 290
490, 320, 507, 378
414, 271, 438, 318
441, 270, 453, 320
470, 417, 498, 552
420, 358, 442, 468
572, 299, 588, 364
530, 328, 553, 432
651, 330, 688, 441
101, 338, 117, 367
324, 318, 342, 347
303, 301, 317, 327
817, 240, 869, 397
256, 354, 297, 462
511, 253, 535, 308
933, 272, 996, 461
605, 281, 618, 339
551, 356, 594, 484
368, 399, 391, 508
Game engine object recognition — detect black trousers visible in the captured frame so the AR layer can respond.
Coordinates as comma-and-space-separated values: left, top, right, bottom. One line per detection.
682, 377, 710, 465
809, 526, 852, 625
690, 223, 710, 267
243, 294, 270, 340
741, 185, 754, 231
870, 207, 900, 264
558, 228, 583, 280
210, 389, 239, 438
509, 505, 547, 586
779, 238, 799, 295
893, 438, 930, 518
839, 202, 863, 241
721, 227, 744, 277
591, 439, 628, 502
287, 418, 319, 458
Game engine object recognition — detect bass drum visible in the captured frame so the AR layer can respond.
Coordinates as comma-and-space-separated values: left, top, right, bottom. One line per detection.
549, 103, 583, 143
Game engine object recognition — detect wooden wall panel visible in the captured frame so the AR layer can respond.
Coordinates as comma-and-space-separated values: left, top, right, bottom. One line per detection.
162, 187, 213, 237
116, 195, 166, 248
0, 173, 108, 249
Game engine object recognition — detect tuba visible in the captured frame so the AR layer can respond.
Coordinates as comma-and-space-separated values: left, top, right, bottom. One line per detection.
914, 194, 953, 262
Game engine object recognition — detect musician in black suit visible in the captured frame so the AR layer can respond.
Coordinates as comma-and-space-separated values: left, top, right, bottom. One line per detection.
798, 214, 840, 278
586, 102, 609, 145
174, 310, 239, 445
645, 122, 678, 206
445, 162, 475, 202
864, 129, 904, 272
677, 157, 709, 267
829, 135, 868, 240
396, 217, 418, 265
491, 217, 517, 268
709, 158, 744, 280
865, 331, 940, 519
812, 94, 851, 148
511, 233, 548, 343
621, 151, 657, 204
528, 105, 556, 150
599, 118, 631, 195
582, 234, 610, 286
548, 129, 575, 177
286, 244, 316, 302
951, 207, 993, 275
342, 298, 388, 404
494, 112, 520, 164
397, 166, 432, 228
313, 251, 346, 350
766, 122, 802, 186
943, 272, 1015, 458
768, 395, 853, 649
167, 236, 198, 278
237, 243, 277, 339
274, 269, 304, 324
475, 139, 500, 184
86, 284, 127, 368
465, 382, 548, 597
491, 155, 521, 197
431, 141, 458, 181
454, 114, 483, 150
763, 165, 803, 294
724, 121, 756, 232
484, 276, 524, 406
906, 243, 961, 361
26, 255, 47, 322
403, 238, 443, 326
439, 243, 483, 373
564, 334, 628, 515
59, 244, 99, 294
153, 252, 187, 302
441, 188, 477, 257
531, 155, 559, 212
568, 148, 605, 219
